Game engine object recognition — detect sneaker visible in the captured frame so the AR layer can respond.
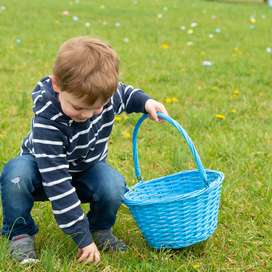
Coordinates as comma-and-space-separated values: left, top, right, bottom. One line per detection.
90, 228, 127, 252
9, 234, 39, 264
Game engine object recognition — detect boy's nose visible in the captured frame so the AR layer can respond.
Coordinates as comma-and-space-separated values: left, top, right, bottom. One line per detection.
81, 110, 94, 119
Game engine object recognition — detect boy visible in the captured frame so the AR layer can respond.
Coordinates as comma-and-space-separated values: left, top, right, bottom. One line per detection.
0, 37, 167, 265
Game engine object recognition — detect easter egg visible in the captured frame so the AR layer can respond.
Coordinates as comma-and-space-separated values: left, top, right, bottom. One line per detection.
203, 61, 212, 66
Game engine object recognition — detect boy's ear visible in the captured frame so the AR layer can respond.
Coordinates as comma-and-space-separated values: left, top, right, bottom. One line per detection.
50, 75, 60, 93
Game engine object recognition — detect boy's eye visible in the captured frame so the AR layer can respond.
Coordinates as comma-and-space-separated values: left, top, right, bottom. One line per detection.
73, 106, 82, 110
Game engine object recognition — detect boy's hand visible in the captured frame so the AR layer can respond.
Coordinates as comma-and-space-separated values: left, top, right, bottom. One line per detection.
145, 99, 168, 123
77, 242, 101, 265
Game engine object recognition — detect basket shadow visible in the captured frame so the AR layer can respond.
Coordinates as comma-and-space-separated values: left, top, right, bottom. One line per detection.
153, 238, 210, 258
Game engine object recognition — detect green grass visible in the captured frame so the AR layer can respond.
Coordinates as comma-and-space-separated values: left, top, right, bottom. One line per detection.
0, 0, 272, 270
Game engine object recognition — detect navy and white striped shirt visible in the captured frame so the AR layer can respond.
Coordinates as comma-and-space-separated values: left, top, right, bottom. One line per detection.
19, 76, 151, 248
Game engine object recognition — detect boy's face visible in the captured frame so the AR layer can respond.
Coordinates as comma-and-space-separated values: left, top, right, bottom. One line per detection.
57, 91, 109, 122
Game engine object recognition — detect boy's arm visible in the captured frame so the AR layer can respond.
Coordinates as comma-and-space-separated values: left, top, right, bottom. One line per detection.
31, 119, 93, 249
113, 83, 167, 120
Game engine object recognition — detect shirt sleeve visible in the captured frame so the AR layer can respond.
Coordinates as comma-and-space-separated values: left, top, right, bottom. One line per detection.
112, 82, 152, 115
31, 116, 93, 248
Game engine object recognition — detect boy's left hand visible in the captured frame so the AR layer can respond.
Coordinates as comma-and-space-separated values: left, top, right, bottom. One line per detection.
145, 99, 168, 123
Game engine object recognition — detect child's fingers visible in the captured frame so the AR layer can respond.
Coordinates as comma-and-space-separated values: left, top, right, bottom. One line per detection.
92, 252, 101, 264
148, 111, 159, 122
78, 252, 98, 264
85, 252, 101, 264
159, 106, 168, 116
77, 250, 91, 262
77, 242, 101, 264
76, 248, 82, 259
155, 107, 168, 123
158, 107, 168, 123
77, 248, 101, 264
86, 253, 95, 264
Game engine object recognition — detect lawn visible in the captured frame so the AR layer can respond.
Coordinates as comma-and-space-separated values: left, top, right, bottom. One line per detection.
0, 0, 271, 271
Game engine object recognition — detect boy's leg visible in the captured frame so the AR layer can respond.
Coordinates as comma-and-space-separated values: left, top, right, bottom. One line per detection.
0, 155, 47, 263
71, 161, 129, 251
0, 155, 45, 238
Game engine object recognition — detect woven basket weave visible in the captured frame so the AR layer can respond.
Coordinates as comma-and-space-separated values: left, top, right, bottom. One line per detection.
123, 113, 224, 249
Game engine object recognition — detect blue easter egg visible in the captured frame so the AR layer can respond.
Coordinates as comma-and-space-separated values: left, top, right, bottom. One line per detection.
203, 61, 212, 66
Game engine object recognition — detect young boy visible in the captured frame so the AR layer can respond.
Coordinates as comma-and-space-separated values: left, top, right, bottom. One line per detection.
0, 37, 167, 265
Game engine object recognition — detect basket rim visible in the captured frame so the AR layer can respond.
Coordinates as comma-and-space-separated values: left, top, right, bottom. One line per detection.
123, 169, 224, 206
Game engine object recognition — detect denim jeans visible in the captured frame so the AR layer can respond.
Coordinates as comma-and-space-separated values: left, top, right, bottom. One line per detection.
0, 155, 128, 239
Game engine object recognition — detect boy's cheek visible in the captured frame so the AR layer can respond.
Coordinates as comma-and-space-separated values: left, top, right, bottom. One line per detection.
63, 107, 77, 117
94, 108, 103, 115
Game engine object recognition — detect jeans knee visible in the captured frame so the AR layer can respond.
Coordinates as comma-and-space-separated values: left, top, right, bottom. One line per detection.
0, 156, 40, 192
102, 174, 128, 203
74, 162, 128, 205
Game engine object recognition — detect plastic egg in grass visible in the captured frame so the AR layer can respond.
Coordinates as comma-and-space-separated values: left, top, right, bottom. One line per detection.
203, 61, 212, 66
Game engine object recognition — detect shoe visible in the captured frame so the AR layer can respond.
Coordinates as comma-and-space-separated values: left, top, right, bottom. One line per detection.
90, 228, 127, 252
9, 234, 39, 264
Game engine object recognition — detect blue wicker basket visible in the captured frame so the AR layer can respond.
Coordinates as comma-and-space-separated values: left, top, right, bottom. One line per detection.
123, 113, 224, 249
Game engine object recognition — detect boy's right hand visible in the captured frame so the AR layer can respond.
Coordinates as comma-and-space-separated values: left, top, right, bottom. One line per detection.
77, 242, 101, 264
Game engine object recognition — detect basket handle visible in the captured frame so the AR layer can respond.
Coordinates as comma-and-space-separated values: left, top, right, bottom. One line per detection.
133, 112, 209, 187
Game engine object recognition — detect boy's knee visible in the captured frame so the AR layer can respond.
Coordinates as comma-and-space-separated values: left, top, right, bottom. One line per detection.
0, 156, 39, 189
102, 175, 128, 203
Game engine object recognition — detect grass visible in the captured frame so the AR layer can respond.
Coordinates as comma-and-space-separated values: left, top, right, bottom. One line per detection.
0, 0, 272, 270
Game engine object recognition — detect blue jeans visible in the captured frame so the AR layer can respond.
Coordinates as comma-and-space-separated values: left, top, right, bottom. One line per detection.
0, 155, 128, 239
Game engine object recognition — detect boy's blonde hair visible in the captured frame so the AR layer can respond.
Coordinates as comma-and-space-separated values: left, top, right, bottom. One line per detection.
52, 37, 120, 105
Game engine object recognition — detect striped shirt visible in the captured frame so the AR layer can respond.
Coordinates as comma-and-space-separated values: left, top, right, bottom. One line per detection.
19, 76, 151, 248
